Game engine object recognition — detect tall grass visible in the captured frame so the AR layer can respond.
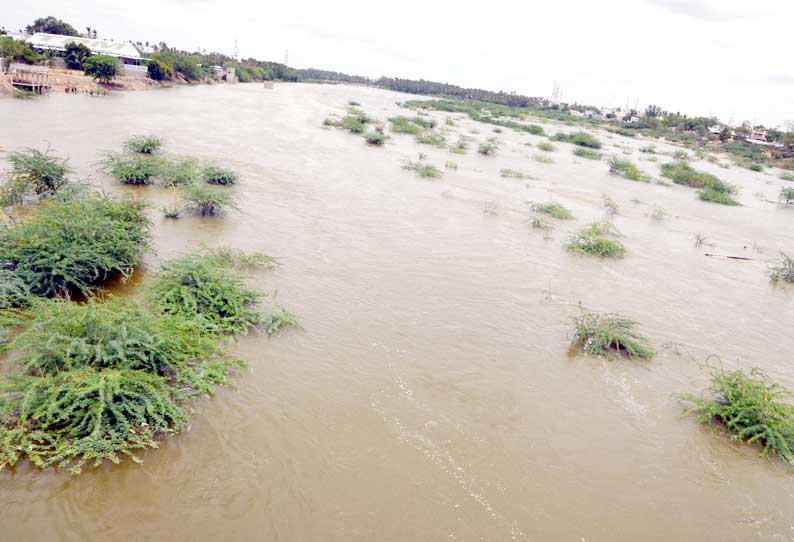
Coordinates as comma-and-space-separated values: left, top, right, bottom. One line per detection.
402, 160, 442, 178
679, 368, 794, 466
388, 116, 423, 135
555, 131, 602, 149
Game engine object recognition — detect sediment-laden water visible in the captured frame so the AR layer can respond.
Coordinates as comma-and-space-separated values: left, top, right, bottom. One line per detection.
1, 83, 793, 541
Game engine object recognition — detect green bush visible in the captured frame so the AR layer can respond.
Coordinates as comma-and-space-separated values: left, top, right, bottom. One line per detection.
388, 116, 423, 135
148, 252, 263, 333
416, 131, 447, 147
571, 312, 653, 359
0, 269, 31, 309
0, 367, 188, 475
537, 142, 556, 152
608, 157, 644, 181
7, 298, 221, 383
83, 55, 119, 83
262, 304, 300, 335
101, 152, 159, 185
556, 131, 602, 149
146, 59, 171, 81
770, 252, 794, 283
181, 183, 236, 216
402, 161, 441, 178
478, 142, 497, 155
567, 222, 625, 258
0, 195, 150, 297
779, 188, 794, 206
679, 368, 794, 466
157, 157, 200, 187
202, 165, 239, 185
531, 202, 573, 220
573, 147, 602, 160
699, 187, 739, 206
364, 132, 387, 145
660, 161, 733, 193
6, 147, 70, 195
124, 135, 162, 154
341, 114, 369, 134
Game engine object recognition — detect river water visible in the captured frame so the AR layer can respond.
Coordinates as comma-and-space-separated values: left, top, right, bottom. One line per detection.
1, 83, 793, 541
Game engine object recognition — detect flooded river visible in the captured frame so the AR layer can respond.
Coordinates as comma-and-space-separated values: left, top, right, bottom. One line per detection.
1, 83, 793, 541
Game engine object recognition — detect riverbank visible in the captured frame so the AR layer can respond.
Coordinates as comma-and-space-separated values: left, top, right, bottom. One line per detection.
0, 67, 226, 96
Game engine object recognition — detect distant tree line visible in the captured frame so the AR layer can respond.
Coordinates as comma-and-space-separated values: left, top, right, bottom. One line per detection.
294, 69, 542, 108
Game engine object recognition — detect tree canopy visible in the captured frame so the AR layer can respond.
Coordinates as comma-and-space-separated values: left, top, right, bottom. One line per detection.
25, 16, 79, 36
64, 41, 91, 70
84, 55, 119, 83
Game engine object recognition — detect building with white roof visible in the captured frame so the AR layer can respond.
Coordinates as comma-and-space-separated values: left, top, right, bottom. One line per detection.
25, 32, 142, 65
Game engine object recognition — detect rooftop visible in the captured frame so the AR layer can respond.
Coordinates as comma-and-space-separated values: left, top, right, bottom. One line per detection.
25, 32, 141, 60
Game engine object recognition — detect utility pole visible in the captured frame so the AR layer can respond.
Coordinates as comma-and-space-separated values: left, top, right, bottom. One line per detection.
284, 49, 289, 66
233, 38, 238, 61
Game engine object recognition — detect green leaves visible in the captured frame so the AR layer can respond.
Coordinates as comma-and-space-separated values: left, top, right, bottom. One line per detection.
680, 368, 794, 465
570, 312, 654, 360
0, 195, 150, 297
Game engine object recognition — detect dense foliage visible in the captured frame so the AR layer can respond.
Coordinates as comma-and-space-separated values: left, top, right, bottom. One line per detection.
0, 195, 150, 297
680, 368, 794, 465
83, 55, 119, 83
25, 16, 79, 36
124, 135, 162, 154
147, 252, 263, 333
64, 41, 91, 70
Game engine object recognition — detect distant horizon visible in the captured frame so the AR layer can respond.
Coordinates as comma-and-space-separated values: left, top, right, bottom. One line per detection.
5, 0, 792, 127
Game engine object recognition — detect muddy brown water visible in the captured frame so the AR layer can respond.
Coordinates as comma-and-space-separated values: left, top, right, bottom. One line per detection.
1, 83, 793, 541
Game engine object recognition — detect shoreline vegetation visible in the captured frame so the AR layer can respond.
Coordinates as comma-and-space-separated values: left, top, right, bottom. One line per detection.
0, 140, 297, 475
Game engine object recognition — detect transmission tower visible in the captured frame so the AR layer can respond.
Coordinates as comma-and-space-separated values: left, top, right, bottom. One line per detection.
284, 49, 289, 66
233, 38, 238, 61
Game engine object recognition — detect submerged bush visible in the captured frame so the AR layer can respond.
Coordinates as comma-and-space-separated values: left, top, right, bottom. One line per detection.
0, 195, 150, 297
341, 114, 369, 134
660, 161, 733, 194
478, 142, 497, 155
571, 312, 654, 359
608, 157, 644, 181
202, 165, 238, 185
556, 131, 602, 149
500, 168, 529, 179
2, 148, 71, 205
157, 157, 200, 187
0, 368, 188, 475
416, 131, 447, 147
531, 202, 573, 220
779, 188, 794, 206
181, 183, 236, 216
573, 147, 602, 160
7, 298, 224, 384
124, 135, 162, 155
679, 368, 794, 466
6, 147, 70, 195
262, 304, 300, 335
699, 187, 740, 206
101, 152, 159, 185
770, 252, 794, 283
388, 116, 423, 135
364, 132, 387, 146
148, 252, 263, 333
567, 222, 625, 258
538, 142, 556, 152
402, 161, 441, 178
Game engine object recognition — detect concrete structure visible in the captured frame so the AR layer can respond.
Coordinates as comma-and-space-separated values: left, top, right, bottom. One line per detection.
25, 33, 143, 66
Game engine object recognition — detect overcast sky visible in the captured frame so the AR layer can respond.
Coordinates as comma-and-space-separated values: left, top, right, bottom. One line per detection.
5, 0, 793, 127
